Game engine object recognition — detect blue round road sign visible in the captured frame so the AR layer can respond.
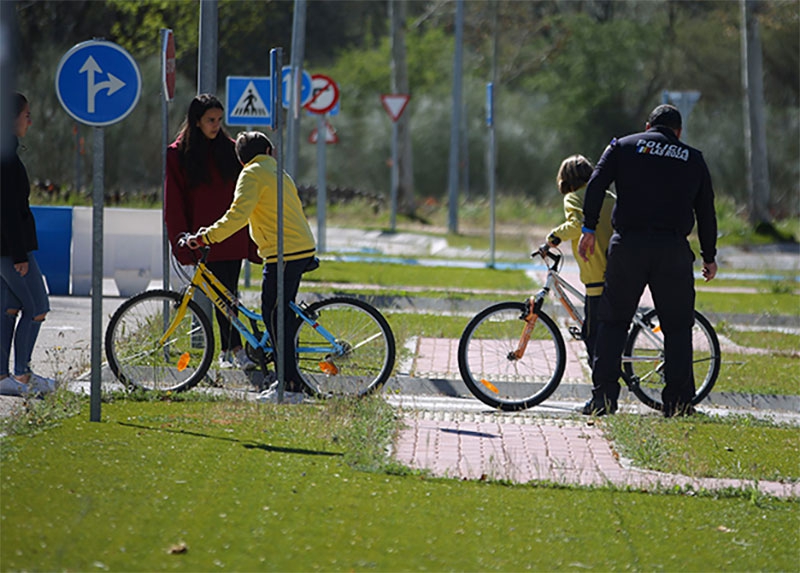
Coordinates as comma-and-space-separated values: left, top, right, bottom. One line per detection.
56, 40, 142, 127
281, 66, 313, 109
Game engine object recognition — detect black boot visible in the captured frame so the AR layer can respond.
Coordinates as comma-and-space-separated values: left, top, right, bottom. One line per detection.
578, 398, 618, 416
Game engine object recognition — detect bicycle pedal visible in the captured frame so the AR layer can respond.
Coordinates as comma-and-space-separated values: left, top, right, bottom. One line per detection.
568, 326, 583, 340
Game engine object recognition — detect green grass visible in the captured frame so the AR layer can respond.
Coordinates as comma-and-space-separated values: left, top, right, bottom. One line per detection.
710, 324, 800, 396
711, 197, 800, 248
721, 328, 800, 353
706, 277, 799, 292
715, 353, 800, 396
2, 397, 798, 571
302, 261, 534, 291
285, 258, 799, 318
695, 290, 800, 317
605, 414, 800, 483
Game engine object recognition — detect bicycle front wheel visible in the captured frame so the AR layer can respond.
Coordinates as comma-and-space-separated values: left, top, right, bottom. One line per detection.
294, 297, 396, 398
458, 302, 566, 411
624, 309, 721, 410
105, 290, 215, 392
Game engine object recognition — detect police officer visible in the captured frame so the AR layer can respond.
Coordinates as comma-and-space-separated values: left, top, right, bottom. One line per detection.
578, 104, 718, 417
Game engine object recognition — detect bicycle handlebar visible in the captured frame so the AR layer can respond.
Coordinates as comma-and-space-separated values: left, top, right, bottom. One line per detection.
176, 233, 211, 264
531, 243, 562, 270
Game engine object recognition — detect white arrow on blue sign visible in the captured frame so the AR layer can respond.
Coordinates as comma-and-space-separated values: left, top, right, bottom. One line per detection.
55, 40, 141, 127
281, 66, 313, 109
226, 76, 272, 126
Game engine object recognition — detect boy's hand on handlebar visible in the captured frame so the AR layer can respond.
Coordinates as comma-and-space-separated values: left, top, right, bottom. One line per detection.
538, 243, 551, 257
182, 233, 206, 250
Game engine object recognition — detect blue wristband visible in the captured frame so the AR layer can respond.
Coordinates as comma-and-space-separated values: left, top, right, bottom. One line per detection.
581, 226, 595, 234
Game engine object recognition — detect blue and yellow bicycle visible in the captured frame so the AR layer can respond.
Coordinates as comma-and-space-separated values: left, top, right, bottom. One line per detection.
105, 246, 396, 397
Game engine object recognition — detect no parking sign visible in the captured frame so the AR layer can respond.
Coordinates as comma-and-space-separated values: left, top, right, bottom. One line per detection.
305, 74, 339, 115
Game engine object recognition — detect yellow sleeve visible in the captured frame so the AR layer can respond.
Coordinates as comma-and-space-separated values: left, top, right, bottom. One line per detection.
548, 192, 583, 243
203, 169, 259, 245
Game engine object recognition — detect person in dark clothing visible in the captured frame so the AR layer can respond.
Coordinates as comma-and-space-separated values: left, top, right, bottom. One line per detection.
0, 93, 56, 397
578, 104, 718, 417
165, 94, 259, 371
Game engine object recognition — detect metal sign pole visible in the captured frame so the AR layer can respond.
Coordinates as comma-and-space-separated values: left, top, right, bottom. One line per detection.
55, 40, 140, 422
447, 0, 464, 234
487, 82, 496, 269
90, 127, 104, 422
161, 29, 171, 336
316, 113, 327, 252
244, 122, 253, 287
390, 121, 398, 232
271, 48, 285, 402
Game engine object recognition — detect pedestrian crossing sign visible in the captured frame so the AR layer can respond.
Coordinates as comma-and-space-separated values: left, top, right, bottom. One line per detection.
225, 76, 272, 126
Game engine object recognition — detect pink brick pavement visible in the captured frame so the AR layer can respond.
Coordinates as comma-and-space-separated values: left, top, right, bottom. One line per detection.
393, 411, 799, 498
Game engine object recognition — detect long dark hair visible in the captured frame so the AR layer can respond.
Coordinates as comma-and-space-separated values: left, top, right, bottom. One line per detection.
175, 94, 240, 187
14, 92, 28, 118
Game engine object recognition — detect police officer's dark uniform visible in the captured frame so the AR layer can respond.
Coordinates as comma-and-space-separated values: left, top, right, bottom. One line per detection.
580, 105, 717, 417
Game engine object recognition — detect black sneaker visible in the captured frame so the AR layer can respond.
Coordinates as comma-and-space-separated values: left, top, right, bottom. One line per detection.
578, 399, 617, 416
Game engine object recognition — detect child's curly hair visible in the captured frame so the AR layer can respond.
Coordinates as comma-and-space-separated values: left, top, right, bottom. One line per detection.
556, 155, 594, 195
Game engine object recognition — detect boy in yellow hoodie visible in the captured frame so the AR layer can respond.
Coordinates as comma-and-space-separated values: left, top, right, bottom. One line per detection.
545, 155, 614, 374
187, 132, 316, 403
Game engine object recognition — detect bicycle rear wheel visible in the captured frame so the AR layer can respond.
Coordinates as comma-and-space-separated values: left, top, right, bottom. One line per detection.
624, 309, 721, 410
105, 290, 215, 392
458, 302, 566, 411
294, 297, 395, 398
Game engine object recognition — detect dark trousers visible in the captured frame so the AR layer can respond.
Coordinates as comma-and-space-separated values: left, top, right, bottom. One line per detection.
582, 294, 601, 370
261, 257, 313, 393
207, 259, 243, 352
592, 231, 696, 409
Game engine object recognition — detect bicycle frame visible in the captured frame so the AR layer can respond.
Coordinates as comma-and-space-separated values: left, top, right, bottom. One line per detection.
522, 247, 667, 375
161, 256, 347, 360
511, 249, 584, 359
534, 259, 587, 332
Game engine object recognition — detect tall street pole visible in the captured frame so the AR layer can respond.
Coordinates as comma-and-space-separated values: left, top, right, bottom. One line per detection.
287, 0, 307, 178
447, 0, 464, 233
197, 0, 218, 94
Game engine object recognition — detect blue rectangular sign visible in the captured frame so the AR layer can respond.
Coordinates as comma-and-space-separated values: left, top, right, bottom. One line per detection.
225, 76, 271, 126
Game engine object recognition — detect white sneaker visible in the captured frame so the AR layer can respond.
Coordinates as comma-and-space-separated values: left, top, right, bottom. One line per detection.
0, 377, 29, 397
218, 352, 234, 369
256, 381, 305, 404
233, 348, 257, 371
28, 373, 56, 396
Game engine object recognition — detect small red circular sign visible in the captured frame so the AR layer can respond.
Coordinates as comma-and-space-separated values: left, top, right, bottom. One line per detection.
305, 74, 339, 115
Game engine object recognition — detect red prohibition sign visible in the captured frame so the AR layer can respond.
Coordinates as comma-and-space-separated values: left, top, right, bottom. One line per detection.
305, 74, 339, 115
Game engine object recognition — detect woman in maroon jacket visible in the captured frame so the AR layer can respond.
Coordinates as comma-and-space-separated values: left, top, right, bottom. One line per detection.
165, 94, 257, 370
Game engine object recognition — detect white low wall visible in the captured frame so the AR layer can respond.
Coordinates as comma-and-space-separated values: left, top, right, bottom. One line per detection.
71, 207, 166, 297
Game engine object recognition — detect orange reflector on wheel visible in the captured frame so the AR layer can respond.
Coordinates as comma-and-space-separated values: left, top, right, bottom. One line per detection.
319, 361, 339, 375
652, 325, 662, 333
480, 379, 499, 393
177, 352, 190, 371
